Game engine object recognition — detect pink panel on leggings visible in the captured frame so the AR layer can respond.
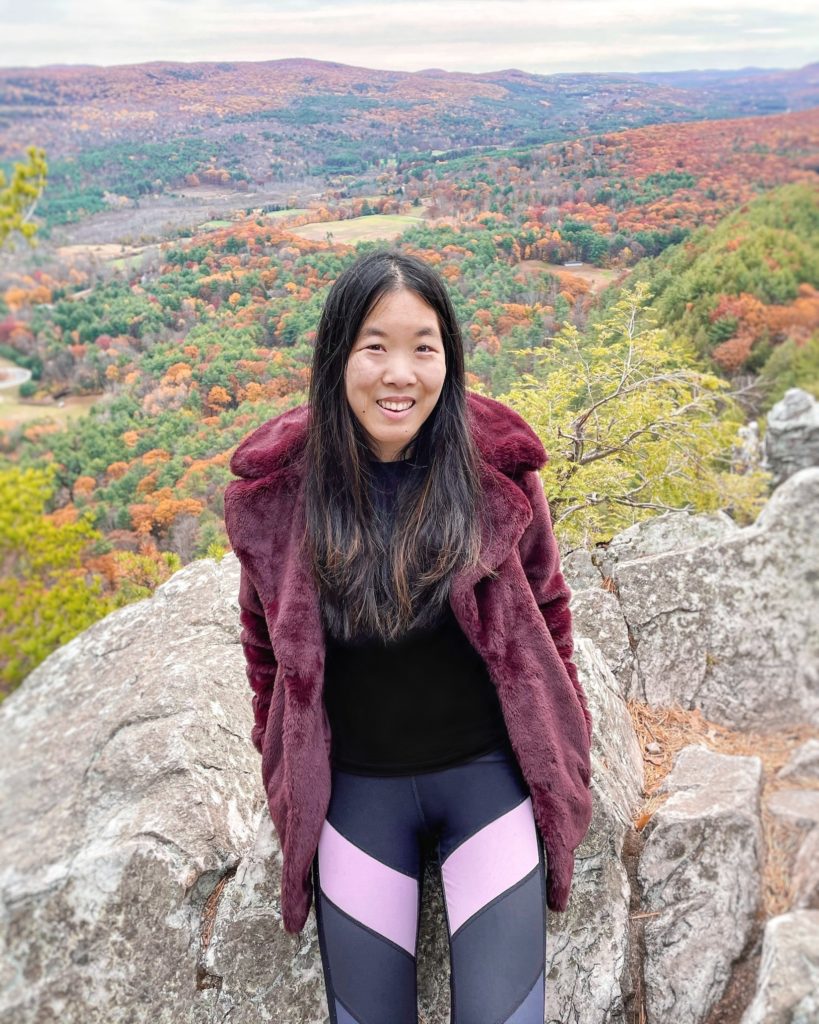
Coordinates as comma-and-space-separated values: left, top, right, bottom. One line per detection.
441, 796, 539, 935
317, 819, 419, 956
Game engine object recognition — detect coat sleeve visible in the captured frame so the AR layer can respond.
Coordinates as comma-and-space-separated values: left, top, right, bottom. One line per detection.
516, 468, 593, 746
237, 563, 279, 755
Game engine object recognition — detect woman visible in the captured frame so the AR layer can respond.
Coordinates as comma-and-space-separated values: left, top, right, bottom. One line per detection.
223, 249, 593, 1024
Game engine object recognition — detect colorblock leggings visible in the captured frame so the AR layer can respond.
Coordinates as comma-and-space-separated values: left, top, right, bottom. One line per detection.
311, 745, 548, 1024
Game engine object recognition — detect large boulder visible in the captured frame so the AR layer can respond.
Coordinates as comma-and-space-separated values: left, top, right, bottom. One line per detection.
636, 745, 764, 1024
569, 467, 819, 732
0, 559, 264, 1024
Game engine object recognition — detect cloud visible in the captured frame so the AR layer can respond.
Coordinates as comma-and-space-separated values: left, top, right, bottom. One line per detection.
2, 0, 817, 71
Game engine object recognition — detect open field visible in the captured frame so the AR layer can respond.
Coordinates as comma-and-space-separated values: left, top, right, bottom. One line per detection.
519, 259, 623, 293
258, 208, 311, 220
0, 359, 102, 430
287, 213, 426, 244
55, 242, 153, 267
0, 394, 101, 429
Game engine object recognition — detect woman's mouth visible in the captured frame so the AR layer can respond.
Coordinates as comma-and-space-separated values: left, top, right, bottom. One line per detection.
376, 399, 415, 420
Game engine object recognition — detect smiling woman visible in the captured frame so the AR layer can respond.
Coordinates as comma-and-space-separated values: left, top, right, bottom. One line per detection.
224, 247, 593, 1022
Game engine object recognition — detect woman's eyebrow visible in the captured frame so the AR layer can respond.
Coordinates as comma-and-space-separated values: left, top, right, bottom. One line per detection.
360, 325, 438, 338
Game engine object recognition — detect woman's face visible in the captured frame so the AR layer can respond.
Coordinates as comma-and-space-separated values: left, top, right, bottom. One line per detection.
345, 287, 447, 462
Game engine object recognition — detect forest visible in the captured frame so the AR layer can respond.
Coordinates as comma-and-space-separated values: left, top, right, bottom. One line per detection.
0, 60, 817, 695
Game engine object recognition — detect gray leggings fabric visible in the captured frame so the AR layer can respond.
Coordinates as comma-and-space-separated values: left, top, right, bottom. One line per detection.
311, 745, 548, 1023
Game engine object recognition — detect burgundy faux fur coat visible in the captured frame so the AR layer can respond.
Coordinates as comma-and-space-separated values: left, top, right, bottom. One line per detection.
223, 390, 593, 934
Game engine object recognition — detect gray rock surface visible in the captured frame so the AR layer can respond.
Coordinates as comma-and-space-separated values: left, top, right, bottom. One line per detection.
569, 586, 637, 699
762, 387, 819, 487
739, 910, 819, 1024
543, 638, 645, 1024
637, 745, 764, 1024
0, 557, 263, 1024
593, 508, 740, 582
767, 789, 819, 829
792, 828, 819, 911
778, 738, 819, 780
793, 993, 819, 1024
608, 467, 819, 729
568, 468, 818, 732
561, 546, 602, 591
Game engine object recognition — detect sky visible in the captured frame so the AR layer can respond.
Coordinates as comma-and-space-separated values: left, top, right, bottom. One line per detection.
1, 0, 818, 74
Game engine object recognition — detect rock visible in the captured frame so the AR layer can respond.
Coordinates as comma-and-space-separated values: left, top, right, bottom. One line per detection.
792, 828, 819, 910
561, 546, 602, 591
570, 586, 636, 699
778, 738, 819, 781
762, 387, 819, 487
541, 637, 645, 1024
560, 545, 631, 686
198, 814, 328, 1023
0, 556, 646, 1024
735, 418, 764, 475
793, 992, 819, 1024
612, 467, 819, 729
0, 556, 265, 1023
767, 789, 819, 829
740, 910, 819, 1024
592, 508, 739, 582
637, 745, 764, 1024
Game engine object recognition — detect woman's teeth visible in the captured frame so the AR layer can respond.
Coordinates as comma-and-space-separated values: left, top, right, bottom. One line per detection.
377, 400, 414, 411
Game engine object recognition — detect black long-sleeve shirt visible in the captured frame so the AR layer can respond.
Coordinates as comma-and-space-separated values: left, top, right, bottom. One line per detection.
322, 455, 513, 775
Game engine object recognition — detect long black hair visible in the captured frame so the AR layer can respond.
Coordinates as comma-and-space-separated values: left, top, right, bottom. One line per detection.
304, 248, 488, 644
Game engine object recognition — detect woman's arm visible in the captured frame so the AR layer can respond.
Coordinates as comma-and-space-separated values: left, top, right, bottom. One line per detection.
237, 564, 279, 754
516, 468, 593, 745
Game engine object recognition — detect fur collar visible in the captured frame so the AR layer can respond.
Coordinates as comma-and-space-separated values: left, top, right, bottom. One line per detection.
229, 390, 548, 481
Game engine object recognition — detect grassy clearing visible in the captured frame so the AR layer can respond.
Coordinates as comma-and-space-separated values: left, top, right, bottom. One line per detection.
259, 208, 310, 220
0, 394, 101, 429
519, 258, 621, 293
56, 242, 148, 264
287, 213, 426, 244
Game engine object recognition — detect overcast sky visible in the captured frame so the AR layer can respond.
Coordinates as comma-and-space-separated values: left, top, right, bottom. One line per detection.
2, 0, 817, 74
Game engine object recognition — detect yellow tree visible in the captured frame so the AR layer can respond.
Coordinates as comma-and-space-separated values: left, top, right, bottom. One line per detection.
0, 464, 114, 693
0, 145, 48, 251
501, 280, 772, 548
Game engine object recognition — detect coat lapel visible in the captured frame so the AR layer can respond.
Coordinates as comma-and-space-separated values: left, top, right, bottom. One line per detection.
448, 460, 533, 606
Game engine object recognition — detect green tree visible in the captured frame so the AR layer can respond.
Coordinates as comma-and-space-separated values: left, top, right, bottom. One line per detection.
0, 145, 48, 251
501, 281, 772, 548
758, 331, 819, 409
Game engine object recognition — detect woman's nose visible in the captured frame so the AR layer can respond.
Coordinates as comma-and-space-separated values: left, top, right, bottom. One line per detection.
382, 357, 417, 384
